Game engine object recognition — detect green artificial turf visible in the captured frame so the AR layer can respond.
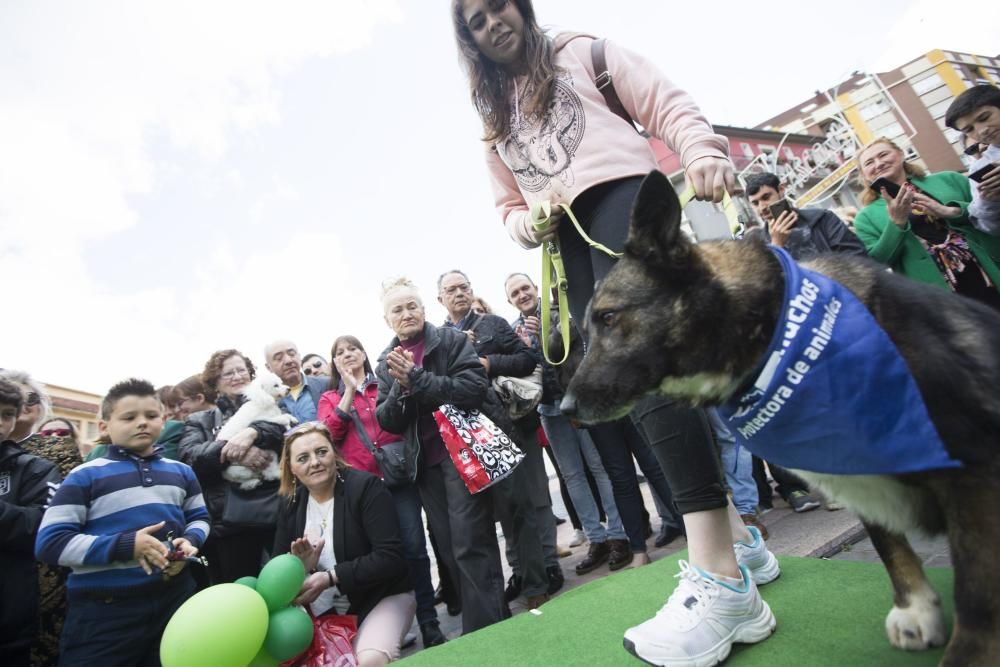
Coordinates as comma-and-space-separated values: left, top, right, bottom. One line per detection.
401, 552, 953, 666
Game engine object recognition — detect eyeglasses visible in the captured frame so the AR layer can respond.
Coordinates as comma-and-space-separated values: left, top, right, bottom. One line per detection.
24, 392, 42, 407
441, 283, 471, 296
221, 368, 250, 381
302, 360, 324, 376
39, 428, 71, 437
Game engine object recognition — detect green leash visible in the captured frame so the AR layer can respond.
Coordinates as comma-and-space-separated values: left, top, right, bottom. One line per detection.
534, 186, 738, 365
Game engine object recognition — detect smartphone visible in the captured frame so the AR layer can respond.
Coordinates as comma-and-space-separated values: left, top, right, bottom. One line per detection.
869, 177, 901, 199
768, 199, 792, 219
969, 163, 998, 184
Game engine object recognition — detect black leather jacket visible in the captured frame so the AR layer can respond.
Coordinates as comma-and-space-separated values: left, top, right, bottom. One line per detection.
177, 395, 285, 535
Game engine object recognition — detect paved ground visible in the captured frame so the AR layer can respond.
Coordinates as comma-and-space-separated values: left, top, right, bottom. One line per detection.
397, 468, 956, 659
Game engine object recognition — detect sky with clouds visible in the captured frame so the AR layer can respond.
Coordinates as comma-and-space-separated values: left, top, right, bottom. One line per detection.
2, 0, 997, 395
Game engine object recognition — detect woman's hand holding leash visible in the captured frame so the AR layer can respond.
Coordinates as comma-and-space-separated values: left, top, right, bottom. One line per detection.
687, 156, 739, 203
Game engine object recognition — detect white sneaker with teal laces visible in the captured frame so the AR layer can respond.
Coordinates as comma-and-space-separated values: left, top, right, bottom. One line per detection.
734, 525, 780, 586
623, 561, 775, 667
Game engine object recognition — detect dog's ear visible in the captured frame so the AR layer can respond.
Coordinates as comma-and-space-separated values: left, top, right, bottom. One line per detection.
625, 170, 693, 274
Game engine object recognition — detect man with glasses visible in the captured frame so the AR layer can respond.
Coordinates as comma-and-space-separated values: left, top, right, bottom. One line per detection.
438, 270, 561, 607
301, 353, 332, 378
264, 340, 328, 423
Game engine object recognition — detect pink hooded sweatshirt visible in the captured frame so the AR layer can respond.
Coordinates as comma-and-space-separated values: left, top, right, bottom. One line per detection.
485, 33, 730, 249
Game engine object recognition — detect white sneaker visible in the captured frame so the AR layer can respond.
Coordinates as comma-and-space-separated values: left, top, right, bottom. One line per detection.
623, 561, 775, 667
568, 529, 587, 548
734, 526, 780, 586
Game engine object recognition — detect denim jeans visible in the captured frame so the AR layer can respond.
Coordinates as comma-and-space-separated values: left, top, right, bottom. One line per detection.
389, 482, 438, 627
709, 409, 758, 515
540, 406, 626, 543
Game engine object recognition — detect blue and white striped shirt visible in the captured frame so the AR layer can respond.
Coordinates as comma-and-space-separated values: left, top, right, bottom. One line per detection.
35, 446, 210, 593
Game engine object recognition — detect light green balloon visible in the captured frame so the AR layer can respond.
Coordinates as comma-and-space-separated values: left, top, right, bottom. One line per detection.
235, 576, 258, 590
246, 647, 279, 667
160, 583, 269, 667
256, 554, 306, 611
264, 606, 315, 662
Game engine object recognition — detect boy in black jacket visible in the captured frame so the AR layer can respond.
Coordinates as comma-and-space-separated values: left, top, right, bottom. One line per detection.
0, 378, 61, 666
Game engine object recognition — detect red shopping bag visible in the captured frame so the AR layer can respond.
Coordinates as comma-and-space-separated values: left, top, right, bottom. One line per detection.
281, 613, 358, 667
434, 405, 525, 494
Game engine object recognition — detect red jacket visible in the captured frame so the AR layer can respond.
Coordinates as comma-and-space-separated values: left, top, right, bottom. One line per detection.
318, 380, 403, 478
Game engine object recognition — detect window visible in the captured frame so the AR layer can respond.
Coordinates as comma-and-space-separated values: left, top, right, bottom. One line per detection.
740, 142, 754, 158
86, 422, 98, 439
883, 122, 905, 139
912, 73, 944, 96
927, 98, 954, 119
859, 99, 891, 121
784, 147, 796, 160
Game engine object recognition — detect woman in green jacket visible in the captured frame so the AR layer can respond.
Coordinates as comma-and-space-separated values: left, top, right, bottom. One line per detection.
853, 137, 1000, 309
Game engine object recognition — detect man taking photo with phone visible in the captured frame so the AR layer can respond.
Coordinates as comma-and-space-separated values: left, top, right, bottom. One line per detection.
946, 84, 1000, 235
745, 172, 866, 259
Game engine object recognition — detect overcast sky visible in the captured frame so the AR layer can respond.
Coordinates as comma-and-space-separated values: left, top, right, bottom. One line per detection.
2, 0, 997, 395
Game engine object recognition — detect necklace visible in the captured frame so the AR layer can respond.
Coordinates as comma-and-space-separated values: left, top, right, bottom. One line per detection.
306, 496, 334, 542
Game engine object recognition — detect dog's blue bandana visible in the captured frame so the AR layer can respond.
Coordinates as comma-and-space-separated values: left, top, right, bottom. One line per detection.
717, 247, 961, 475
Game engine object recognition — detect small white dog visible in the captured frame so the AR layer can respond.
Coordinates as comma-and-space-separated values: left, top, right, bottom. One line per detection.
220, 370, 296, 490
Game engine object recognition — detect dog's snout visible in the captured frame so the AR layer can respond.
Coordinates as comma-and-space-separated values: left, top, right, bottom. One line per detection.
559, 393, 578, 416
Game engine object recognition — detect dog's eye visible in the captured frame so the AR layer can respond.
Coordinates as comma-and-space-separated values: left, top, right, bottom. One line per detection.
600, 311, 617, 328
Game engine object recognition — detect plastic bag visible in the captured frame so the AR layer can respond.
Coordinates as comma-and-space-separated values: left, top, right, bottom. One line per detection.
281, 613, 358, 667
434, 405, 525, 494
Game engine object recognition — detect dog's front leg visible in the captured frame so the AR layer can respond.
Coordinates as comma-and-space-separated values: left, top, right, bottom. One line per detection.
934, 469, 1000, 667
864, 521, 946, 651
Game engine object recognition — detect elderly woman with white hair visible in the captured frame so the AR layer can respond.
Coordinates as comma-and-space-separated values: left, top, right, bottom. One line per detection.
374, 278, 509, 634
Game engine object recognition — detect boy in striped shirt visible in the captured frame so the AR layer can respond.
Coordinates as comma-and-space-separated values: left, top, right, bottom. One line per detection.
35, 378, 210, 666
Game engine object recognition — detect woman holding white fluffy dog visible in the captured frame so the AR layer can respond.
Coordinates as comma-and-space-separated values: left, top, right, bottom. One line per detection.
178, 348, 287, 583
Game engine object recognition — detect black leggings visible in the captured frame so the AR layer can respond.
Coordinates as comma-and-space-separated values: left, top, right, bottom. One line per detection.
559, 176, 728, 515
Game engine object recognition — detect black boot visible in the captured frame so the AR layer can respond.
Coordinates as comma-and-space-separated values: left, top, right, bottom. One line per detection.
655, 522, 685, 548
575, 541, 611, 575
545, 565, 565, 595
504, 573, 522, 603
420, 621, 447, 648
608, 539, 634, 571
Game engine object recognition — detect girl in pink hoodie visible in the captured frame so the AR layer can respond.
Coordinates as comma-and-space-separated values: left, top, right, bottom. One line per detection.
453, 2, 777, 665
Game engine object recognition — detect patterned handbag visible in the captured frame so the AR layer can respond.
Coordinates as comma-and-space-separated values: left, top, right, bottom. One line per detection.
434, 405, 525, 494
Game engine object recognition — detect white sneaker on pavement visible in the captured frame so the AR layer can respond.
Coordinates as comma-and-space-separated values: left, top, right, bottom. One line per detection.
623, 561, 775, 667
734, 525, 780, 586
568, 529, 587, 548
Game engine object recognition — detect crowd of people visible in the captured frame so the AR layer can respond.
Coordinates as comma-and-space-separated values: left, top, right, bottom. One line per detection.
3, 0, 1000, 665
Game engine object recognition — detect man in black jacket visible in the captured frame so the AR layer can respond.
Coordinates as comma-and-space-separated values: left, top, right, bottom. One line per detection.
438, 270, 560, 606
745, 172, 866, 260
0, 379, 60, 667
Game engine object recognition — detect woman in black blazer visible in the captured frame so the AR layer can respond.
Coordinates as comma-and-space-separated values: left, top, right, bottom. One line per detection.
274, 422, 416, 666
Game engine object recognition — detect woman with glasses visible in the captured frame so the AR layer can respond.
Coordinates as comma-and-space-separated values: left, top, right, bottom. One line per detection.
318, 335, 446, 648
178, 349, 287, 583
38, 418, 87, 459
274, 422, 416, 666
301, 353, 332, 378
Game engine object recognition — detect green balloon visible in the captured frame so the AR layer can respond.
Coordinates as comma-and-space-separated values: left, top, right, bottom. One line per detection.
264, 606, 314, 662
246, 647, 279, 667
256, 554, 306, 611
235, 576, 258, 590
160, 583, 268, 667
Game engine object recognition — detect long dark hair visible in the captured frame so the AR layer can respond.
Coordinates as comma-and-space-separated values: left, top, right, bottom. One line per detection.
451, 0, 557, 143
328, 335, 374, 392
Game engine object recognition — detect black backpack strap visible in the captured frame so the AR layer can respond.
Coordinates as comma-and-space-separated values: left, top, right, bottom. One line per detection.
591, 38, 650, 138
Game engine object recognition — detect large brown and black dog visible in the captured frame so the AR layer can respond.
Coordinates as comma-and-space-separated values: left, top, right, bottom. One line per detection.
561, 170, 1000, 666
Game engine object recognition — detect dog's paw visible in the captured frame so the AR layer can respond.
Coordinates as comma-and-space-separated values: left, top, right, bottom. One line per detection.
885, 592, 946, 650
